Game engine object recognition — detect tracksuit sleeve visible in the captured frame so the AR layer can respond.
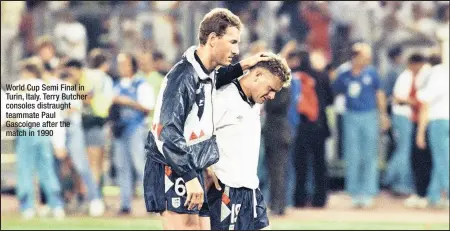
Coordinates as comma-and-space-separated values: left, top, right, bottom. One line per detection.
215, 63, 244, 89
158, 72, 199, 182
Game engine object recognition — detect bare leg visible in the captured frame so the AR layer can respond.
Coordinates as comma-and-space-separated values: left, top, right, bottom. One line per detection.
161, 210, 200, 230
199, 216, 211, 230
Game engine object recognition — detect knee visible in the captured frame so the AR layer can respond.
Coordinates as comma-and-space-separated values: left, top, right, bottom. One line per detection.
183, 216, 200, 230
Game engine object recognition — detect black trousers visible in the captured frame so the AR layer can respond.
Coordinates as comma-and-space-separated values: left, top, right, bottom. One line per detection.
337, 114, 344, 160
411, 123, 432, 197
293, 121, 328, 207
264, 130, 290, 214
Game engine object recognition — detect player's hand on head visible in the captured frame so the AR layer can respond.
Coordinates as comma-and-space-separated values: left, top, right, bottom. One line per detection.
184, 177, 204, 210
240, 52, 272, 70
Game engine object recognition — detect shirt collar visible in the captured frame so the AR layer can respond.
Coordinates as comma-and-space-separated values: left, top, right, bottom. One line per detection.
232, 79, 255, 106
183, 46, 213, 80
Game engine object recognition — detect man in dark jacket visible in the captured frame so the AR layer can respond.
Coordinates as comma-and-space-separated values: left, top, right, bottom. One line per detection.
263, 80, 292, 216
293, 50, 333, 208
144, 8, 270, 230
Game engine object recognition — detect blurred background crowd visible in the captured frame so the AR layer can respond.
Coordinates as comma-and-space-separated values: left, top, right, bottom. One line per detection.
1, 0, 449, 219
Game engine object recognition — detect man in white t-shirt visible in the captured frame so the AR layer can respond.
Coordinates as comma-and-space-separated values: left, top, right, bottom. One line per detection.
416, 56, 449, 209
392, 54, 433, 209
383, 54, 431, 197
207, 54, 291, 230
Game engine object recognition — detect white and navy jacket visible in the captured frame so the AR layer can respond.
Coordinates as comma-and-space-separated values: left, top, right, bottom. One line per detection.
145, 46, 243, 182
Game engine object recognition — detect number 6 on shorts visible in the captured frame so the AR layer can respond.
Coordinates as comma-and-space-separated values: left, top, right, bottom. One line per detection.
175, 178, 186, 196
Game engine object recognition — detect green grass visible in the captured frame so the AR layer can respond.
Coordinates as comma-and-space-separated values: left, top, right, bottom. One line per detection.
1, 216, 449, 230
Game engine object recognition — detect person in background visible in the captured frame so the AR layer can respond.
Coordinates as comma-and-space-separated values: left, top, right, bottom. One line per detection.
69, 49, 114, 191
393, 53, 432, 209
281, 42, 302, 208
61, 59, 106, 217
136, 50, 164, 129
53, 10, 88, 61
383, 54, 423, 197
383, 46, 405, 104
111, 53, 155, 215
293, 48, 333, 208
382, 46, 405, 164
302, 1, 332, 62
263, 46, 293, 215
35, 36, 60, 70
10, 60, 65, 220
332, 43, 390, 208
416, 55, 449, 209
151, 50, 170, 76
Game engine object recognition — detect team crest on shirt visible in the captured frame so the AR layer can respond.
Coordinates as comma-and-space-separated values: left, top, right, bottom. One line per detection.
348, 81, 361, 98
363, 75, 372, 85
172, 197, 181, 208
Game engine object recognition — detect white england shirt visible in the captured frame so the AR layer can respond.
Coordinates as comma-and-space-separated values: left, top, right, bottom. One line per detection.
212, 81, 261, 189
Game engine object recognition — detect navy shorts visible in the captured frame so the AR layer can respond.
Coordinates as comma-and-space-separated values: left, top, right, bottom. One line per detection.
143, 157, 209, 216
208, 180, 269, 230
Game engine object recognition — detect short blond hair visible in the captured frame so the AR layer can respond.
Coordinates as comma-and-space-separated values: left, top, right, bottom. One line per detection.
253, 53, 292, 88
198, 8, 242, 45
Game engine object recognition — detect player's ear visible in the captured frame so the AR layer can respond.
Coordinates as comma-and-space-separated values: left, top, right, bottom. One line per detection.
254, 70, 261, 82
208, 32, 218, 48
255, 70, 262, 78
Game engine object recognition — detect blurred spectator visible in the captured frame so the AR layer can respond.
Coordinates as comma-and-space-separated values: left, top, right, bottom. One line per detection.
11, 60, 65, 219
97, 18, 115, 50
416, 55, 449, 209
53, 10, 87, 61
278, 40, 302, 208
41, 61, 68, 165
35, 36, 60, 69
328, 1, 353, 67
61, 59, 106, 217
400, 2, 438, 43
273, 14, 295, 53
332, 43, 390, 208
276, 1, 309, 45
302, 1, 332, 62
151, 51, 170, 76
293, 48, 333, 208
150, 2, 181, 64
65, 51, 114, 189
263, 65, 292, 215
19, 5, 35, 58
111, 53, 154, 215
382, 46, 404, 161
383, 46, 405, 100
397, 54, 432, 209
1, 1, 26, 77
136, 51, 164, 128
383, 52, 420, 197
349, 2, 384, 46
